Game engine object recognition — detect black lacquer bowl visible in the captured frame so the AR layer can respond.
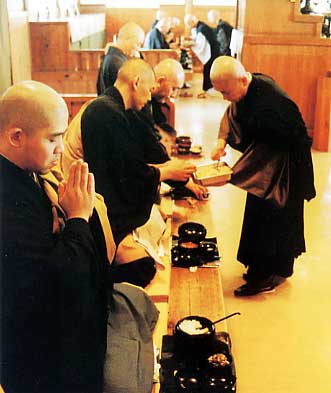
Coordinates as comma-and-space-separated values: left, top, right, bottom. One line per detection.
178, 222, 207, 243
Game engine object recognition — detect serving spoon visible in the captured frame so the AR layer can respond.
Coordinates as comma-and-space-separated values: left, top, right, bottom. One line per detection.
213, 312, 241, 325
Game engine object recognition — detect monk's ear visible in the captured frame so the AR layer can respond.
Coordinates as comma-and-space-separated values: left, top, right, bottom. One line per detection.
157, 76, 166, 85
132, 75, 140, 91
7, 127, 25, 148
241, 74, 249, 87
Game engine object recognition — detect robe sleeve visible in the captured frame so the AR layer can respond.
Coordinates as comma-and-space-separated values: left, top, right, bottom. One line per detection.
191, 31, 211, 65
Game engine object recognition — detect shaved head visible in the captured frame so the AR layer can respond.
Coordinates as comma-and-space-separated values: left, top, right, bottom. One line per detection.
156, 9, 167, 21
0, 80, 68, 172
210, 56, 251, 102
154, 58, 185, 87
117, 22, 145, 56
156, 17, 171, 35
184, 14, 198, 29
153, 58, 184, 102
207, 9, 220, 26
211, 56, 247, 82
116, 58, 154, 85
117, 22, 144, 43
0, 80, 68, 137
115, 58, 155, 110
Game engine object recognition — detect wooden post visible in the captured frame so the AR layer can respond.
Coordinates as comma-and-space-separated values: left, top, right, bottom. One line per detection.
313, 75, 331, 152
184, 0, 193, 36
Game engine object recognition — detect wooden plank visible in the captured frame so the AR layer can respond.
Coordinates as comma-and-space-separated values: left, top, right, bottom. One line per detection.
167, 267, 226, 334
313, 76, 331, 151
139, 49, 180, 69
30, 21, 70, 71
32, 71, 98, 93
61, 94, 96, 121
242, 40, 331, 132
167, 198, 228, 336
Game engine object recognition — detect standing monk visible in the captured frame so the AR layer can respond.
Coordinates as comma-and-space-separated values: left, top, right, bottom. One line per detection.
210, 56, 315, 297
184, 14, 220, 98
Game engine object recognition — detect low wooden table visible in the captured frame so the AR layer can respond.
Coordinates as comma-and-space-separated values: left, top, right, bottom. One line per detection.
168, 198, 228, 334
152, 197, 229, 392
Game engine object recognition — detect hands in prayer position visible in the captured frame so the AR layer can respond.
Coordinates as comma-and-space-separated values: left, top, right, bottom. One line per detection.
58, 160, 95, 222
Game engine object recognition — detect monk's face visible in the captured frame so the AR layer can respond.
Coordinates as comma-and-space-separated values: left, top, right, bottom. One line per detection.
20, 112, 68, 174
132, 72, 156, 110
212, 76, 247, 102
153, 76, 181, 103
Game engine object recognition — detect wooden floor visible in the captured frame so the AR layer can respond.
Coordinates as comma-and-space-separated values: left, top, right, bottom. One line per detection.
174, 75, 331, 393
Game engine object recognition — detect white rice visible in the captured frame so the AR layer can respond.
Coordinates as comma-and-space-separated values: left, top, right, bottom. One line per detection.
178, 319, 209, 335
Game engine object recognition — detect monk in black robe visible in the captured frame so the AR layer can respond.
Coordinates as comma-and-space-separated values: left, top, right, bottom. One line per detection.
184, 14, 220, 97
144, 18, 170, 49
0, 81, 112, 393
210, 56, 315, 297
82, 59, 196, 286
96, 22, 145, 95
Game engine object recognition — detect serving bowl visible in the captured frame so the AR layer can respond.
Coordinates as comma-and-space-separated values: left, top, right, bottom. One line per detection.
199, 241, 219, 263
171, 244, 202, 268
178, 222, 207, 243
174, 316, 216, 358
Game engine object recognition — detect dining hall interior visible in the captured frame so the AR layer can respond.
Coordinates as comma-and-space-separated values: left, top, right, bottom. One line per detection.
1, 0, 331, 392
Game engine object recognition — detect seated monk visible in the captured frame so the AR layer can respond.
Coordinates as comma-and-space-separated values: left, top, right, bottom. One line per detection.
137, 58, 208, 200
97, 22, 145, 95
61, 58, 196, 288
0, 80, 161, 393
0, 81, 115, 393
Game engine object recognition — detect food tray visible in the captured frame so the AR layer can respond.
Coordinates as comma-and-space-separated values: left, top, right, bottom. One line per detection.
193, 162, 233, 186
159, 332, 236, 392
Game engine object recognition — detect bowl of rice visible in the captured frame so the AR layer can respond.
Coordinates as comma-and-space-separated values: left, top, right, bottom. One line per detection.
174, 316, 216, 358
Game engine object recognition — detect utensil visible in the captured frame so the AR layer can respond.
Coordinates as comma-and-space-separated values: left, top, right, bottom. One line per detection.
174, 313, 241, 359
212, 312, 241, 325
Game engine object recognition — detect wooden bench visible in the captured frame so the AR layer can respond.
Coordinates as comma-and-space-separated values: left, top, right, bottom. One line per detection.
61, 93, 96, 122
168, 199, 228, 333
139, 49, 180, 69
151, 197, 228, 393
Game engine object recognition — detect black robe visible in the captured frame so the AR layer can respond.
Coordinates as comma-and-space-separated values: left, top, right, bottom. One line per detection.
127, 106, 170, 165
219, 73, 315, 278
146, 27, 169, 49
0, 155, 108, 393
196, 21, 220, 91
215, 19, 233, 56
81, 87, 161, 245
96, 46, 128, 95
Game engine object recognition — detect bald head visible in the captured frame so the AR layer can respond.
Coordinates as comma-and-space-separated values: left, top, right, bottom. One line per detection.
156, 9, 167, 21
184, 14, 198, 29
154, 58, 184, 86
117, 22, 145, 56
207, 9, 220, 26
0, 81, 68, 137
115, 58, 155, 110
156, 17, 171, 35
210, 56, 251, 102
153, 58, 184, 102
0, 81, 68, 172
116, 58, 154, 85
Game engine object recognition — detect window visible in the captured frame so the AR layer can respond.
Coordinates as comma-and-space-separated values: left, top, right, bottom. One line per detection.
192, 0, 236, 5
160, 0, 185, 4
105, 0, 160, 7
